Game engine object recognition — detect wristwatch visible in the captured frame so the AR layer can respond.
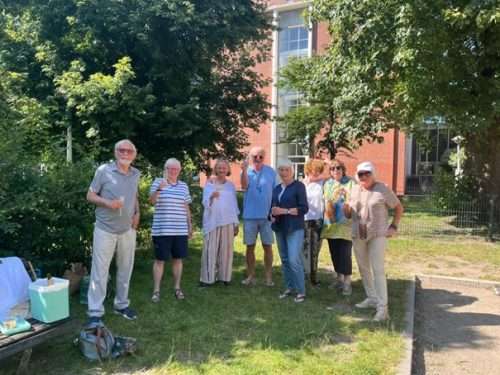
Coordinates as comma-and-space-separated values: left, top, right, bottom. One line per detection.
286, 209, 290, 214
389, 223, 398, 230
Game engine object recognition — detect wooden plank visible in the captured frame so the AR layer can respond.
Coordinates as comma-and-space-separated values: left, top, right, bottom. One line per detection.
0, 319, 74, 361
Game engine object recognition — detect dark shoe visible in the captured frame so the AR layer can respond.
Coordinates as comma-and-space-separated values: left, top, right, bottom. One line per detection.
113, 307, 137, 320
199, 282, 212, 288
87, 316, 103, 326
279, 289, 293, 299
223, 281, 231, 286
294, 294, 306, 303
174, 289, 185, 300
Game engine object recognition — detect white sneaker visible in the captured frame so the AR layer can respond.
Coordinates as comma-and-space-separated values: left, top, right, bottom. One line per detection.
373, 307, 389, 322
355, 298, 378, 309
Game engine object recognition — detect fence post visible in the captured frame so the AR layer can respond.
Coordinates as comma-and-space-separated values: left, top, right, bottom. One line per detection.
488, 194, 498, 242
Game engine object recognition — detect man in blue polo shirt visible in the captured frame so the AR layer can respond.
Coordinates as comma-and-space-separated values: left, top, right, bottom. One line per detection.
241, 146, 277, 286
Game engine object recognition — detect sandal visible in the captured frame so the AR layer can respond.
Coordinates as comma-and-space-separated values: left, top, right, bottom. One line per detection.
151, 291, 160, 303
174, 289, 185, 300
294, 294, 306, 303
241, 277, 256, 286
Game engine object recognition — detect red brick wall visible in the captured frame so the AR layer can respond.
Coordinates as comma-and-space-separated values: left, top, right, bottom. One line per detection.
201, 1, 406, 195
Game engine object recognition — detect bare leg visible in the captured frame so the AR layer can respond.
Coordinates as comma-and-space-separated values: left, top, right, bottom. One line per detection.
263, 244, 273, 284
153, 260, 164, 293
245, 244, 256, 280
172, 258, 183, 290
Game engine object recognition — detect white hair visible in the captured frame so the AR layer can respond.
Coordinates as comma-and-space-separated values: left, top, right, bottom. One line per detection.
114, 139, 137, 153
250, 146, 265, 156
276, 158, 294, 170
164, 158, 181, 169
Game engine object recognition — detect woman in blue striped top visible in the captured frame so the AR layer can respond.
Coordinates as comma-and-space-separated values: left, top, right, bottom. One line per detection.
149, 158, 192, 302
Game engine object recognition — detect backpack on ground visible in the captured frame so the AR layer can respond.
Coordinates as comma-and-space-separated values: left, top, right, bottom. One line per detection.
77, 321, 137, 361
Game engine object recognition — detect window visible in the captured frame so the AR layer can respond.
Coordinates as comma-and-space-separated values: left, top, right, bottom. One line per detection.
276, 8, 309, 174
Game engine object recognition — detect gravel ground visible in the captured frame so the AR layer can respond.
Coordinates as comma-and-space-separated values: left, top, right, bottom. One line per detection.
412, 278, 500, 375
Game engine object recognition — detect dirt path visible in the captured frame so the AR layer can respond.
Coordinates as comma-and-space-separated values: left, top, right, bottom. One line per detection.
412, 277, 500, 375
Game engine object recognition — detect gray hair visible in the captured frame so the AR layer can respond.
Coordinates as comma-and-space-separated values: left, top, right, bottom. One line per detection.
114, 139, 137, 153
276, 158, 294, 170
164, 158, 181, 169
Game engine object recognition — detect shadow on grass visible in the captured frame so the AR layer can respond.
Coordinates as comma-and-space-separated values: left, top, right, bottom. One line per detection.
1, 237, 410, 374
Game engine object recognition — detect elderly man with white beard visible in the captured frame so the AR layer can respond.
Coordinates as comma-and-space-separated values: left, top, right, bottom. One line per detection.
86, 139, 141, 323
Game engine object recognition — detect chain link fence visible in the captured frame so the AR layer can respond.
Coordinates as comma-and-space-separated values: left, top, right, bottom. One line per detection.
397, 195, 500, 241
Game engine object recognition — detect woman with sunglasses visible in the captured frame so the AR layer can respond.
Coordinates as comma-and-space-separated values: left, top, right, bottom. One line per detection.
321, 159, 355, 296
343, 161, 403, 322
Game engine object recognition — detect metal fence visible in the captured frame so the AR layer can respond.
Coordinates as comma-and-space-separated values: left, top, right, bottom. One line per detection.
397, 195, 500, 241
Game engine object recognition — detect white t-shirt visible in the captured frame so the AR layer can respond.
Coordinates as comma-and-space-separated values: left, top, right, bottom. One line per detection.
202, 181, 240, 235
304, 180, 324, 221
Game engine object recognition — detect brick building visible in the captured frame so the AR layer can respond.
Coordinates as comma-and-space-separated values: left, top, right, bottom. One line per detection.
210, 0, 457, 195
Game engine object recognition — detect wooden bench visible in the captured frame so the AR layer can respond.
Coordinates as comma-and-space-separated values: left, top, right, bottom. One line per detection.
0, 318, 74, 374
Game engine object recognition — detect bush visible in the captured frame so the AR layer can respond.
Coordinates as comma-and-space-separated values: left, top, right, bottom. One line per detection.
0, 157, 96, 275
432, 170, 481, 210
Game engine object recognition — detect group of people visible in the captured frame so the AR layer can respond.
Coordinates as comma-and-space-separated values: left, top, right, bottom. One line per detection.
85, 140, 403, 325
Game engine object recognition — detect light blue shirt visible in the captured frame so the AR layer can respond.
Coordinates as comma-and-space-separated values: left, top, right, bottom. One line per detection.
242, 165, 277, 220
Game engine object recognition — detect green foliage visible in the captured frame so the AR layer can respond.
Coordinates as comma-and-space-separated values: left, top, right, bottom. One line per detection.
304, 0, 500, 193
0, 0, 272, 168
432, 171, 481, 210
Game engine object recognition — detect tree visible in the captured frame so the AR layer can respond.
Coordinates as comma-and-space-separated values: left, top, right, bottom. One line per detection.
279, 56, 358, 159
0, 0, 272, 168
298, 0, 499, 195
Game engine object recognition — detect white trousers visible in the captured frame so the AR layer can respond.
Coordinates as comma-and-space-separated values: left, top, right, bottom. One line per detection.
200, 224, 234, 284
353, 237, 388, 309
88, 226, 136, 317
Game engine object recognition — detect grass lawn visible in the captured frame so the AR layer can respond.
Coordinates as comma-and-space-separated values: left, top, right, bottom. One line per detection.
3, 229, 499, 374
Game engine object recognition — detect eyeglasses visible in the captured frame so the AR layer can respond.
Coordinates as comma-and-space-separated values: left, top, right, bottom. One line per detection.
117, 148, 135, 154
357, 171, 372, 178
330, 166, 343, 171
252, 155, 264, 160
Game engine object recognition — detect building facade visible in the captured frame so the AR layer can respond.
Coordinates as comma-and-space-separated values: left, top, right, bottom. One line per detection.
216, 0, 456, 195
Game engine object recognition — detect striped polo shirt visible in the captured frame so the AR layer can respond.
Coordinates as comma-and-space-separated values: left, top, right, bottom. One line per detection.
150, 178, 192, 236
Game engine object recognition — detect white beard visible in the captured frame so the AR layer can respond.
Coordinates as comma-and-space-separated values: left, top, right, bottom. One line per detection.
118, 158, 133, 167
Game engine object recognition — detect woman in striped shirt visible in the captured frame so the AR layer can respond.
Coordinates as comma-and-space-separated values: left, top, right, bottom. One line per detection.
149, 158, 192, 302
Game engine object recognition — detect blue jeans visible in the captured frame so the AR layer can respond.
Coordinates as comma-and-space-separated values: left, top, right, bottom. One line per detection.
275, 229, 306, 295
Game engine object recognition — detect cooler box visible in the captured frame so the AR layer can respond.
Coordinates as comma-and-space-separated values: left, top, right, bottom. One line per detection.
29, 277, 69, 323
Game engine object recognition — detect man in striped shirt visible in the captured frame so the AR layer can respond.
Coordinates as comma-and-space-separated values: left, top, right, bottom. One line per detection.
149, 158, 192, 302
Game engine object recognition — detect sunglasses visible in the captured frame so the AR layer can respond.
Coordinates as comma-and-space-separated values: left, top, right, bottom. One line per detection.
117, 148, 135, 154
252, 155, 264, 160
330, 166, 343, 171
357, 171, 372, 178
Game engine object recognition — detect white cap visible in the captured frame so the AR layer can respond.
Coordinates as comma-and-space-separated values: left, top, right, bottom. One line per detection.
356, 161, 375, 173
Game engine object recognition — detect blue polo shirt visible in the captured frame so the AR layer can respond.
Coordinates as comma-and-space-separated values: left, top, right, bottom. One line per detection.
242, 165, 277, 220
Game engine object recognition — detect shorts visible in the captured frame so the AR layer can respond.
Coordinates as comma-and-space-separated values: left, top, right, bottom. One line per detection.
243, 219, 274, 246
153, 235, 188, 261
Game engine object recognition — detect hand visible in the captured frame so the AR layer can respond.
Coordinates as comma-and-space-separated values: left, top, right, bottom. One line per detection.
132, 213, 140, 230
158, 179, 169, 190
234, 225, 239, 236
288, 208, 299, 216
107, 199, 124, 210
271, 206, 284, 216
210, 191, 220, 200
386, 226, 397, 238
241, 158, 249, 170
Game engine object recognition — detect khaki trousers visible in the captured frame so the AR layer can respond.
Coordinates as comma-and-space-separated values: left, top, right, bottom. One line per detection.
88, 226, 136, 317
353, 237, 388, 308
200, 224, 234, 284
